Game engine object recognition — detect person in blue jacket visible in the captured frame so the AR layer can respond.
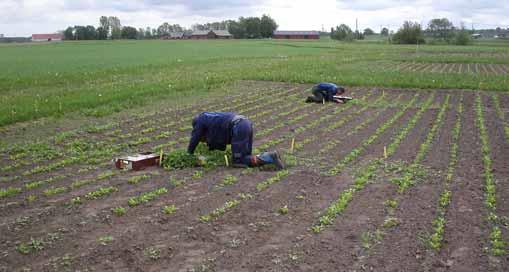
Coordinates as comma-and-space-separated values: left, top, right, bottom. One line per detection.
305, 82, 346, 103
188, 112, 284, 169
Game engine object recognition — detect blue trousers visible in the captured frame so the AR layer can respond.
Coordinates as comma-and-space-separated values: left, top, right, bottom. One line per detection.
231, 119, 254, 166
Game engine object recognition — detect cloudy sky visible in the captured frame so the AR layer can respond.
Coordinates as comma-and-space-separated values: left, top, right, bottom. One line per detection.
1, 0, 507, 36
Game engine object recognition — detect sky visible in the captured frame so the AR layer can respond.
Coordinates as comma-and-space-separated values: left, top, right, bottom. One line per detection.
0, 0, 508, 36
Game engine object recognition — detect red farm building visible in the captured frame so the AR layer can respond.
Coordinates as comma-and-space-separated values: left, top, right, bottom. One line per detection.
190, 30, 232, 39
32, 33, 63, 42
273, 31, 320, 39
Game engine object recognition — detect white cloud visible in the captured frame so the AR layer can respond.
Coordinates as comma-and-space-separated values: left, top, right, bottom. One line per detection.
0, 0, 507, 36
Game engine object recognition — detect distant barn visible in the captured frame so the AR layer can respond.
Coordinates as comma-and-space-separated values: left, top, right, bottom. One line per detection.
190, 30, 232, 39
32, 33, 63, 42
273, 31, 320, 39
161, 32, 185, 40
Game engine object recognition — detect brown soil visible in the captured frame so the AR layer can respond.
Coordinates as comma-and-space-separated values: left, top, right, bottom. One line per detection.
0, 82, 507, 272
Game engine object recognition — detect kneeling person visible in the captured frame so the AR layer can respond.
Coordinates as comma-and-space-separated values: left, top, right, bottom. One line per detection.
306, 82, 346, 103
187, 112, 284, 169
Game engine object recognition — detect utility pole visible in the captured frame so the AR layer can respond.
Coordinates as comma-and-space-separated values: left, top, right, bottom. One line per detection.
356, 18, 358, 39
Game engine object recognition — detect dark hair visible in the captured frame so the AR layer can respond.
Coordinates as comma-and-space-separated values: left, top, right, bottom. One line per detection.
337, 86, 346, 94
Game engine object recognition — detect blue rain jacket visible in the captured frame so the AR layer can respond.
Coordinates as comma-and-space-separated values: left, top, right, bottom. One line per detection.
315, 82, 339, 101
188, 112, 236, 154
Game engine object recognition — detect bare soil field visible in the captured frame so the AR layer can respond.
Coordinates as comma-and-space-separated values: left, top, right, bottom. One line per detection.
0, 81, 508, 271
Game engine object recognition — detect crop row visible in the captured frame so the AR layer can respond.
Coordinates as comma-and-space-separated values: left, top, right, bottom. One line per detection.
313, 93, 435, 233
199, 170, 289, 222
316, 93, 403, 157
254, 91, 379, 153
475, 95, 507, 256
428, 96, 463, 250
491, 94, 509, 141
4, 85, 303, 169
327, 94, 422, 176
3, 87, 308, 184
356, 95, 450, 252
391, 94, 450, 192
396, 62, 509, 76
2, 87, 302, 174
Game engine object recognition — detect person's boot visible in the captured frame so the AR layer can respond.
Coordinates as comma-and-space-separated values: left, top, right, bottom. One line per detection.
305, 97, 314, 103
256, 151, 285, 170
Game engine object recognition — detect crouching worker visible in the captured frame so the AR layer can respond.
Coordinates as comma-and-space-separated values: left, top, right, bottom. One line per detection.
187, 112, 284, 169
305, 82, 347, 104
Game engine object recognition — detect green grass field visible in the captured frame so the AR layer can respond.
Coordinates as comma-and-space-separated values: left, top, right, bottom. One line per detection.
1, 39, 508, 127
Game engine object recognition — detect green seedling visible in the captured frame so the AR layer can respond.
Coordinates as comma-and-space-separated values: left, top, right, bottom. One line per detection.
26, 195, 37, 203
192, 170, 203, 179
112, 207, 127, 216
278, 205, 289, 215
71, 197, 82, 205
219, 175, 237, 187
169, 178, 186, 187
383, 217, 400, 228
128, 174, 150, 185
163, 205, 177, 215
144, 247, 161, 260
98, 236, 114, 246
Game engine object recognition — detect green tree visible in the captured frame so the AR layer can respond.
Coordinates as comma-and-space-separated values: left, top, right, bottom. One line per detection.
63, 27, 74, 40
99, 16, 110, 38
145, 27, 153, 39
392, 21, 425, 44
381, 27, 389, 36
108, 16, 122, 39
260, 14, 278, 38
454, 28, 472, 45
331, 24, 354, 41
363, 28, 375, 35
121, 26, 138, 39
96, 27, 108, 40
228, 19, 246, 38
427, 18, 454, 41
137, 28, 145, 39
243, 17, 262, 38
157, 22, 170, 37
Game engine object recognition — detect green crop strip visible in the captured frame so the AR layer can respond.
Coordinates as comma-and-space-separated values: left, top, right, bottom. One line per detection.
475, 95, 507, 256
256, 170, 290, 191
199, 192, 254, 222
313, 93, 435, 233
128, 187, 168, 207
492, 94, 508, 141
84, 186, 118, 200
391, 94, 450, 192
327, 94, 422, 176
7, 87, 298, 176
428, 96, 463, 250
0, 186, 22, 198
255, 91, 376, 153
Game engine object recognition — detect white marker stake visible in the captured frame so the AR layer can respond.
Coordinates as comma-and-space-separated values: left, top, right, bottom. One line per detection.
159, 149, 164, 166
322, 98, 325, 105
384, 146, 388, 159
290, 138, 295, 153
224, 155, 229, 167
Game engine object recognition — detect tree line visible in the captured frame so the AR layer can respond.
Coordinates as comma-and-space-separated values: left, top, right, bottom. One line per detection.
62, 15, 277, 40
330, 18, 474, 45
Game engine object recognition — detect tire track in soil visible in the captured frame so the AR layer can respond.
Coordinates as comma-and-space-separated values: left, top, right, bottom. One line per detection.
53, 92, 394, 271
276, 92, 442, 272
357, 92, 458, 271
201, 94, 429, 271
434, 94, 491, 272
482, 93, 509, 270
0, 88, 380, 271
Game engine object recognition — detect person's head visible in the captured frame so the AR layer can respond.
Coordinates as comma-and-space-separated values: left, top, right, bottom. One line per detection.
337, 86, 346, 95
